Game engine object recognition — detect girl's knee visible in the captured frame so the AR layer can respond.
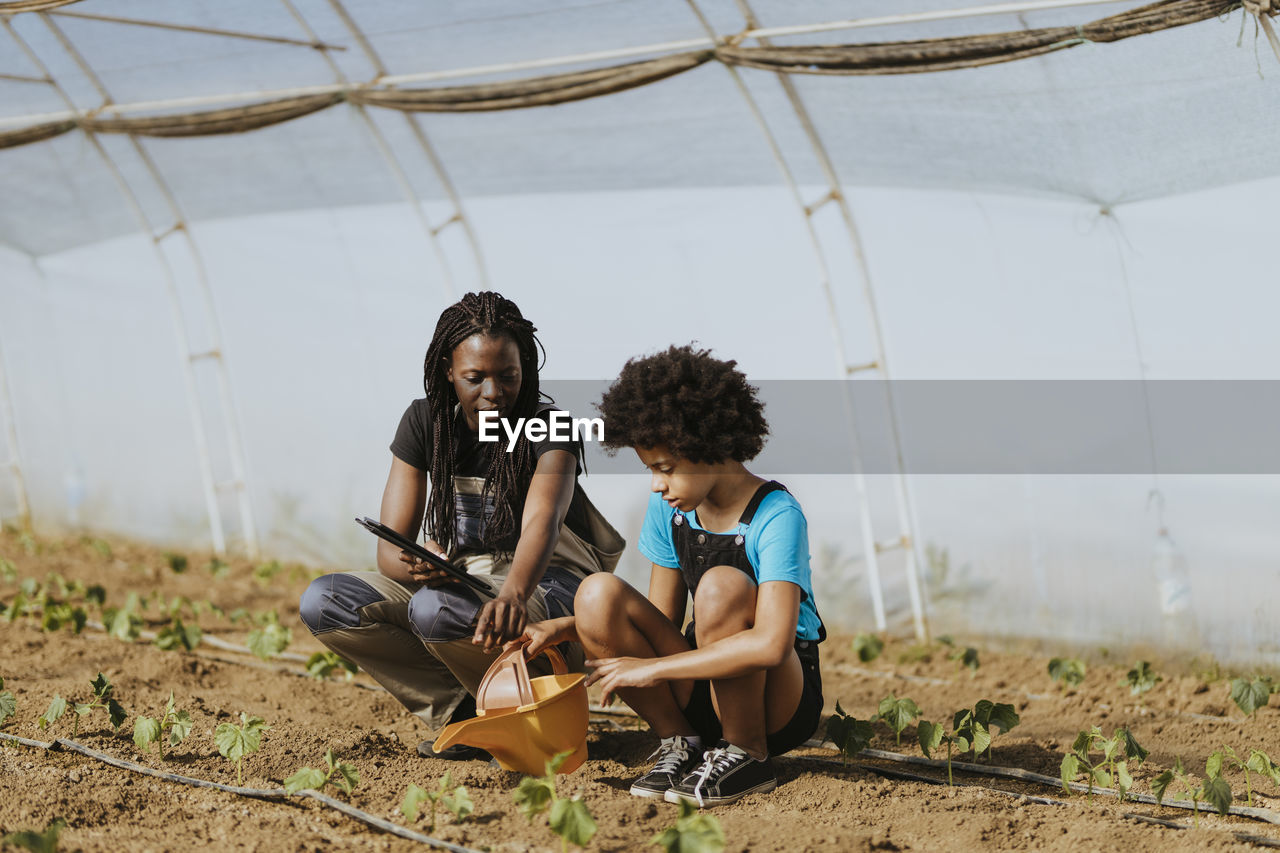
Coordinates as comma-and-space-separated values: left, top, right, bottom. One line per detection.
574, 573, 628, 638
693, 566, 756, 640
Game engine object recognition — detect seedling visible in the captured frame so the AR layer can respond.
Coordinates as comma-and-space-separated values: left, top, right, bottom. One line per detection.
1205, 746, 1280, 805
214, 712, 270, 786
252, 560, 284, 587
164, 552, 188, 573
916, 715, 971, 787
1, 817, 66, 853
246, 611, 292, 660
154, 617, 202, 652
1060, 725, 1148, 801
132, 692, 192, 759
401, 771, 474, 832
1048, 657, 1086, 689
949, 646, 980, 675
1124, 661, 1162, 697
513, 751, 597, 853
852, 633, 883, 663
652, 799, 726, 853
0, 557, 16, 583
1152, 756, 1232, 827
206, 557, 230, 579
38, 674, 127, 737
1230, 676, 1275, 720
0, 676, 15, 728
285, 748, 360, 796
877, 694, 920, 747
826, 701, 874, 762
102, 593, 144, 642
963, 700, 1020, 761
305, 651, 358, 681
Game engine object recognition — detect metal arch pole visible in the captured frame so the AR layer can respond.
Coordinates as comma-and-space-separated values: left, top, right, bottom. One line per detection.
40, 14, 261, 558
7, 17, 228, 555
0, 311, 31, 530
742, 16, 930, 640
324, 0, 489, 293
278, 0, 462, 300
684, 0, 889, 630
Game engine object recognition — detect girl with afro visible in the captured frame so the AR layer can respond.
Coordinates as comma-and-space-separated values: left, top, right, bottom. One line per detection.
518, 345, 825, 807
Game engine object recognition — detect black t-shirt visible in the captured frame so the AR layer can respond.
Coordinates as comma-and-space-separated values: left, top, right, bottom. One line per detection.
389, 400, 592, 550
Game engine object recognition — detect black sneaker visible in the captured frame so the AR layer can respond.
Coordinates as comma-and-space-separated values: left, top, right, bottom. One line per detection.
629, 736, 702, 799
664, 741, 777, 807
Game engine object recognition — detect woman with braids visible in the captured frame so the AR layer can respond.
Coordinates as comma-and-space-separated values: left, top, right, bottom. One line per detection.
300, 292, 623, 760
514, 345, 824, 807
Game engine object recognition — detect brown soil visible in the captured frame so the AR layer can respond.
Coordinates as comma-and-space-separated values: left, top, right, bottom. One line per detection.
3, 529, 1279, 852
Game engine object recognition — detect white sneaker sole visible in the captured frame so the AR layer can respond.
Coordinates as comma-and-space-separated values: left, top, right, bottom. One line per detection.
629, 783, 672, 799
663, 778, 777, 807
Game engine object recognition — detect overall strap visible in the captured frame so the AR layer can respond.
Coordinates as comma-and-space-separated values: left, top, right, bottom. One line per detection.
738, 481, 788, 525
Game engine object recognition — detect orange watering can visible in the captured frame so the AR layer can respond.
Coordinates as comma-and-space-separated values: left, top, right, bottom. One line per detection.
432, 645, 588, 776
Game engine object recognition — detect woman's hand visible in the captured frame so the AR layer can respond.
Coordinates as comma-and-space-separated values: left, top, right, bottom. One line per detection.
506, 616, 578, 658
398, 539, 451, 586
584, 657, 666, 707
472, 592, 528, 651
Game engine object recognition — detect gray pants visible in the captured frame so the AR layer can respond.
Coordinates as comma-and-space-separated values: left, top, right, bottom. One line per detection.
299, 565, 584, 729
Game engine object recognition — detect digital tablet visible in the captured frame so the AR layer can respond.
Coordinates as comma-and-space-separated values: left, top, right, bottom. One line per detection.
354, 516, 495, 598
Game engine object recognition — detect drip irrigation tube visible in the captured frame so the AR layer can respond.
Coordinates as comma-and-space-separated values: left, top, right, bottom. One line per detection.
0, 731, 481, 851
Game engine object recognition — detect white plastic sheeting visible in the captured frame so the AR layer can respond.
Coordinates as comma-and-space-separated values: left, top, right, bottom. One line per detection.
1, 0, 1278, 663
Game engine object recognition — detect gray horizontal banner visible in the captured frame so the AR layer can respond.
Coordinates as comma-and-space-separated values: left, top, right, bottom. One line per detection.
539, 380, 1280, 475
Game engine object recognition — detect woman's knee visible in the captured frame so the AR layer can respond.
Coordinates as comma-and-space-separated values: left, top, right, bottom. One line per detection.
406, 586, 481, 643
693, 566, 756, 642
299, 573, 383, 634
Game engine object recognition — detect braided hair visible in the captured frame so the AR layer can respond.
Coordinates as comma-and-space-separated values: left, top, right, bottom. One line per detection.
422, 292, 545, 554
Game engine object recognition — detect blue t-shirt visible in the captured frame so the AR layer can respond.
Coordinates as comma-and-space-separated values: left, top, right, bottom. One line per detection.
637, 489, 823, 642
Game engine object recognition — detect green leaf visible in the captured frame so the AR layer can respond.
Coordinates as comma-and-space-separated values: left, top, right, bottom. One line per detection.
1118, 727, 1149, 765
443, 786, 474, 822
1, 818, 66, 853
1206, 750, 1224, 780
168, 710, 193, 747
72, 703, 92, 719
166, 552, 189, 574
967, 720, 991, 756
651, 799, 726, 853
974, 700, 1020, 734
546, 749, 574, 775
154, 618, 202, 652
106, 699, 127, 732
1060, 754, 1080, 792
38, 695, 66, 729
332, 759, 359, 794
84, 584, 107, 607
402, 784, 429, 822
305, 651, 357, 681
954, 647, 980, 672
1201, 775, 1233, 815
549, 796, 597, 849
1092, 765, 1111, 788
852, 633, 883, 663
1231, 677, 1272, 718
827, 709, 874, 759
89, 672, 111, 701
1125, 661, 1162, 696
513, 775, 555, 822
0, 689, 15, 727
246, 622, 292, 661
1116, 761, 1133, 799
917, 720, 943, 759
133, 716, 161, 752
214, 713, 269, 761
1246, 750, 1280, 785
1070, 730, 1092, 758
285, 767, 327, 794
1152, 769, 1174, 805
1048, 657, 1086, 687
877, 695, 921, 737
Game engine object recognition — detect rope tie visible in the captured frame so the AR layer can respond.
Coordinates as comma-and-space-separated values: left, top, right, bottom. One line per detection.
1242, 0, 1280, 64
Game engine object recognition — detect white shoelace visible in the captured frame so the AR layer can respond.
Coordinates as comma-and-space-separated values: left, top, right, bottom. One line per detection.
645, 737, 694, 776
690, 746, 746, 806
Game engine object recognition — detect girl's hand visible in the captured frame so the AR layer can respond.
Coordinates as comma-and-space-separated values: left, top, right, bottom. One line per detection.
506, 616, 578, 658
584, 657, 664, 707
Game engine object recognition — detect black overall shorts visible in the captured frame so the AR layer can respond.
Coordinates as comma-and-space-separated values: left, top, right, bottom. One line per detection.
673, 481, 825, 756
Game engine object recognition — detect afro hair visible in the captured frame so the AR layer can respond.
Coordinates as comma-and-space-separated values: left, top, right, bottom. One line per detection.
596, 344, 768, 463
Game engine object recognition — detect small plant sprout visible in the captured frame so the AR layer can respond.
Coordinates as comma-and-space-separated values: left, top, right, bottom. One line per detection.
651, 799, 726, 853
37, 695, 67, 731
877, 694, 921, 747
826, 701, 874, 762
153, 616, 202, 652
1124, 661, 1162, 697
246, 611, 292, 661
252, 560, 284, 587
285, 749, 360, 796
206, 557, 230, 579
513, 751, 598, 853
852, 633, 883, 663
164, 552, 189, 574
305, 651, 358, 681
1230, 676, 1275, 720
1152, 756, 1233, 827
0, 676, 16, 728
40, 674, 127, 737
1, 817, 66, 853
401, 772, 474, 831
1048, 657, 1087, 689
1205, 746, 1280, 805
949, 646, 980, 676
1060, 726, 1149, 802
963, 700, 1020, 761
916, 716, 969, 787
132, 693, 193, 759
214, 712, 270, 786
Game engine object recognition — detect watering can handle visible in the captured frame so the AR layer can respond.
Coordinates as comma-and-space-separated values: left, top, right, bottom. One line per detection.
475, 644, 570, 711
